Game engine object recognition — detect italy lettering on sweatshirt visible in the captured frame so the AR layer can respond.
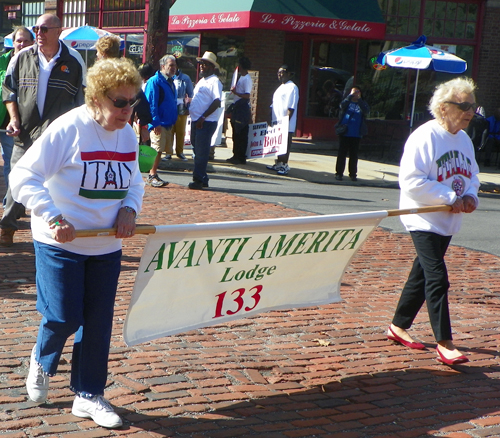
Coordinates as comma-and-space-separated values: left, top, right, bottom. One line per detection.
79, 151, 136, 199
436, 150, 472, 196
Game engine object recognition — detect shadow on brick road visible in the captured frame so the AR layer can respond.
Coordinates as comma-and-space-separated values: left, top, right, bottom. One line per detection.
103, 365, 500, 437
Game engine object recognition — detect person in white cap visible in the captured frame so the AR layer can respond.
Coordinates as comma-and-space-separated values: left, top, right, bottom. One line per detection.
188, 51, 222, 190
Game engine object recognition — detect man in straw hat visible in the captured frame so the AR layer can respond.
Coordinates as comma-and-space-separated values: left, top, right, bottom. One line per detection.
187, 51, 222, 190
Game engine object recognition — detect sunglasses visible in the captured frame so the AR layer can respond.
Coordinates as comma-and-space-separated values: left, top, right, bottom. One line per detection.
107, 95, 140, 109
445, 101, 478, 112
33, 25, 60, 34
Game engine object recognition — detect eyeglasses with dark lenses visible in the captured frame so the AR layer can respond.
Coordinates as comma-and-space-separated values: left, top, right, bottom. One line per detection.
107, 95, 140, 109
445, 101, 478, 112
33, 26, 61, 34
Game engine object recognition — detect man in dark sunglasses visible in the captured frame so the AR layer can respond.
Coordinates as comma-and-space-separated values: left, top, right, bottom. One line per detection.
0, 13, 86, 247
0, 26, 34, 211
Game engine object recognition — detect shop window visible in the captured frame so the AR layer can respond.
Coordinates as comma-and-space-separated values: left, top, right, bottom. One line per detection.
380, 0, 421, 36
306, 40, 355, 118
196, 35, 246, 91
380, 0, 479, 40
86, 0, 146, 28
423, 0, 478, 39
22, 1, 44, 27
167, 33, 200, 83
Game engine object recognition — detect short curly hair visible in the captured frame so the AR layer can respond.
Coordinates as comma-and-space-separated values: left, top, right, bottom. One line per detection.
95, 35, 121, 58
428, 77, 476, 120
85, 58, 142, 110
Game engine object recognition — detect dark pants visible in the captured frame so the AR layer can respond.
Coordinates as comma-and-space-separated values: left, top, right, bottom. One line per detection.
231, 121, 249, 162
277, 132, 293, 164
392, 231, 453, 342
0, 143, 28, 231
335, 136, 360, 177
191, 120, 217, 185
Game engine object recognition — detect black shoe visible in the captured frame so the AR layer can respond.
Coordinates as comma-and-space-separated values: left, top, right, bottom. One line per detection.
335, 174, 343, 181
226, 157, 245, 164
188, 181, 204, 190
350, 176, 358, 181
203, 182, 209, 188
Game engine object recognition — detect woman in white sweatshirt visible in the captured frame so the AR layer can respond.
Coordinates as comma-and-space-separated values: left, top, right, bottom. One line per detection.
10, 58, 144, 428
387, 77, 480, 366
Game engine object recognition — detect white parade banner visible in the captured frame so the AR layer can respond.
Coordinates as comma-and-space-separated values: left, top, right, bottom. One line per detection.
246, 117, 289, 159
123, 211, 386, 346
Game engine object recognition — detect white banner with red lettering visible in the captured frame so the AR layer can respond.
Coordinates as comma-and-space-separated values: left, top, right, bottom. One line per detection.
246, 117, 289, 159
123, 211, 386, 346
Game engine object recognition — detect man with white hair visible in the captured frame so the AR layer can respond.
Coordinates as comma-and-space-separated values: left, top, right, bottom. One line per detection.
143, 54, 178, 187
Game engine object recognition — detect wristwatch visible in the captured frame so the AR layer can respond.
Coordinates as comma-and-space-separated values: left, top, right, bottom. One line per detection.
122, 206, 136, 218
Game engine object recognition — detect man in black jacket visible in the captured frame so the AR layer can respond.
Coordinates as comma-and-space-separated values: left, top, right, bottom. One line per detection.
0, 13, 86, 247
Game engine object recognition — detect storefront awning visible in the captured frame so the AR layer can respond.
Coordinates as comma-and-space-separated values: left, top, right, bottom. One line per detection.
169, 0, 386, 39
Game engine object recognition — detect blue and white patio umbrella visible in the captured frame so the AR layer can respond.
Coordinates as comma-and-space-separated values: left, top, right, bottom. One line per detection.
60, 26, 124, 50
59, 26, 124, 65
376, 35, 467, 129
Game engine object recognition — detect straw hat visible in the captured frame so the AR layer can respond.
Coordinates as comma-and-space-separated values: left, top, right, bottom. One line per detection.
196, 51, 220, 69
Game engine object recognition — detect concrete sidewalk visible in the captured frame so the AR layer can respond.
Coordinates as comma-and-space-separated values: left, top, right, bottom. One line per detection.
1, 142, 500, 437
159, 137, 500, 194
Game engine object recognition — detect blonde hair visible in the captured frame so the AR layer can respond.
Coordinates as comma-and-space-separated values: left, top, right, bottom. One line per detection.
428, 77, 476, 119
85, 58, 142, 110
95, 35, 121, 59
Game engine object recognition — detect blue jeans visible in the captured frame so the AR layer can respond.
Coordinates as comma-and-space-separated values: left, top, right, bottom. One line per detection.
33, 241, 122, 396
0, 132, 14, 206
191, 120, 217, 185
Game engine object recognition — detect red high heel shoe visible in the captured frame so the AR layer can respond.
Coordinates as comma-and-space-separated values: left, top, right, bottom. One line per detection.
387, 326, 425, 350
436, 346, 469, 365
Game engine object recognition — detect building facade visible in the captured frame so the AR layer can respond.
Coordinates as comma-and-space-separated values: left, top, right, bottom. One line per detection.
3, 0, 499, 143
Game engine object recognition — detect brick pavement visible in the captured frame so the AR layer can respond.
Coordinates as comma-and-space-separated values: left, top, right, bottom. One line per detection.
1, 171, 500, 438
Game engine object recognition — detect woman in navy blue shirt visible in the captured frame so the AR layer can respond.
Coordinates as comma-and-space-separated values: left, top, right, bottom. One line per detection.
335, 86, 369, 181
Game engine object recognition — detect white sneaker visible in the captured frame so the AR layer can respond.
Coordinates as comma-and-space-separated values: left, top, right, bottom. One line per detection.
276, 163, 290, 176
72, 394, 123, 428
266, 161, 278, 171
26, 345, 49, 403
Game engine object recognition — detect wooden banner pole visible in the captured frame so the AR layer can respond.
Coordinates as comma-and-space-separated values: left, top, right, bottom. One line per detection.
73, 205, 452, 238
386, 205, 452, 217
75, 225, 157, 238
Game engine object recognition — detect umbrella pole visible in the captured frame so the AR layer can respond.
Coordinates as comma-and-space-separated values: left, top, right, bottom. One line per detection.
410, 69, 419, 132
